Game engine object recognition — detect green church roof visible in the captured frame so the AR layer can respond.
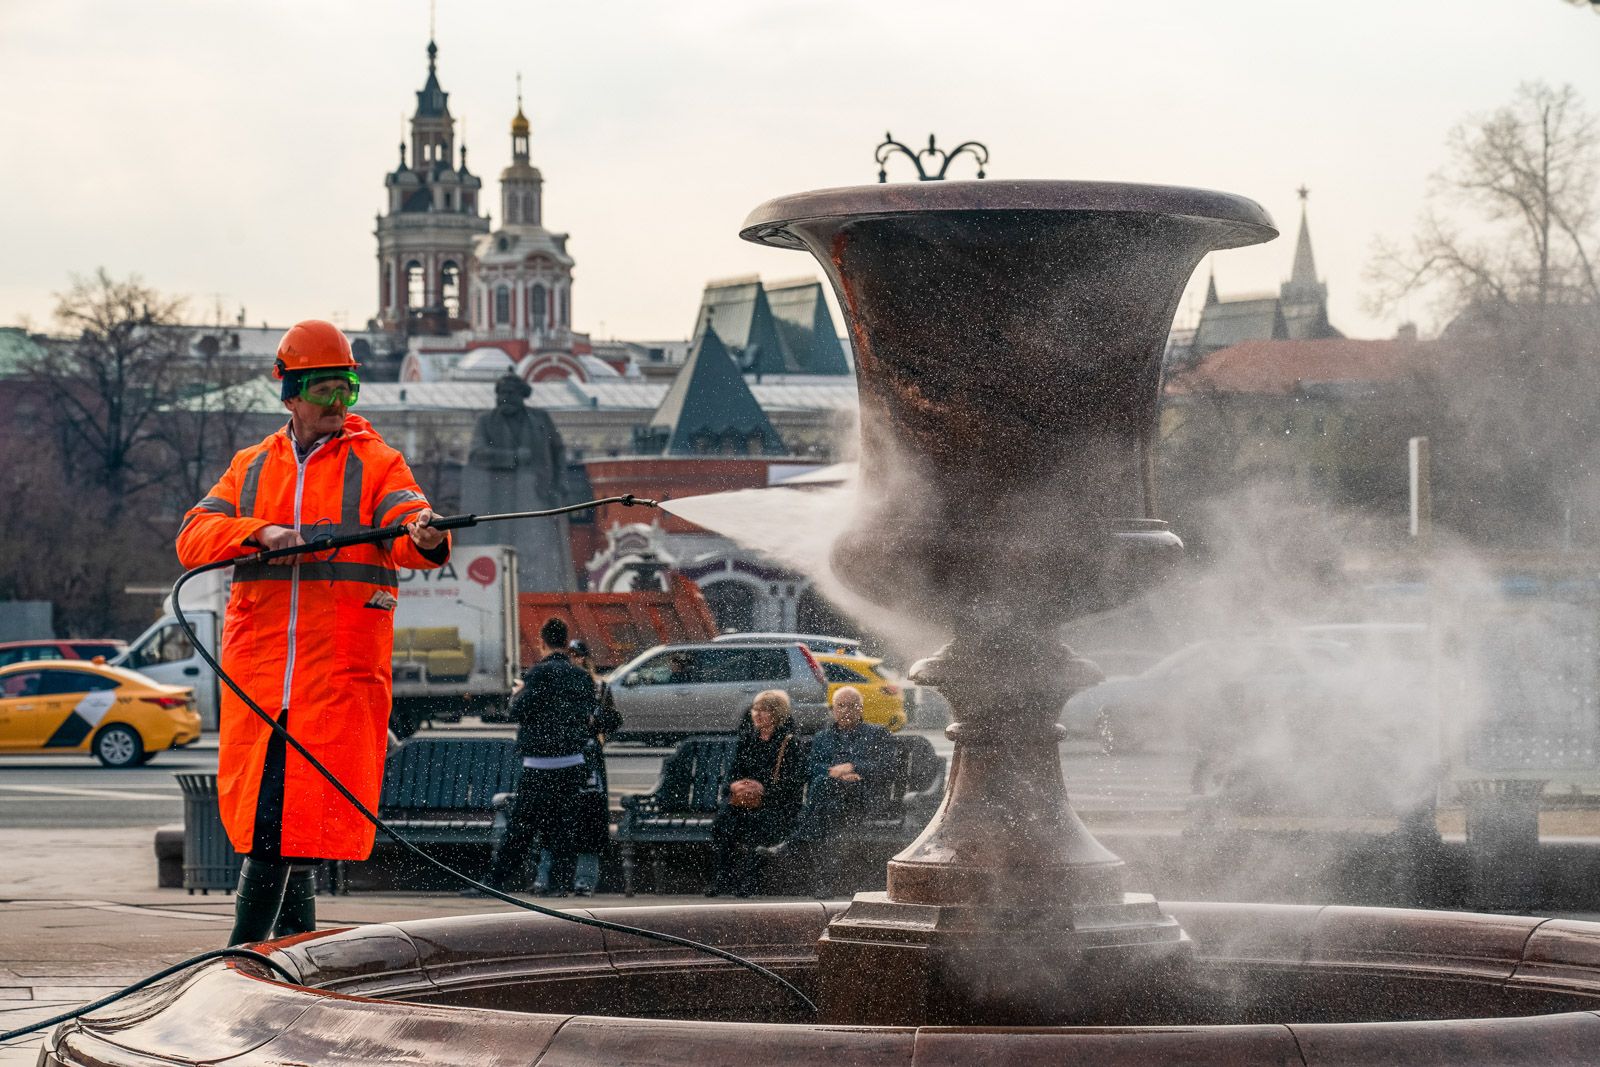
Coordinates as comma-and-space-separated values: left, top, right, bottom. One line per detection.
0, 328, 45, 378
691, 278, 789, 376
689, 276, 849, 377
641, 325, 785, 456
765, 278, 850, 375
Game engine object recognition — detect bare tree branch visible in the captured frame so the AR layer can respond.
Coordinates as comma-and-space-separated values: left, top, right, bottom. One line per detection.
1368, 82, 1600, 320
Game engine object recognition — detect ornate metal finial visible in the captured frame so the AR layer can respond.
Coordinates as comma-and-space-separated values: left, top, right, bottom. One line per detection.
1297, 184, 1310, 202
516, 72, 523, 111
876, 131, 988, 183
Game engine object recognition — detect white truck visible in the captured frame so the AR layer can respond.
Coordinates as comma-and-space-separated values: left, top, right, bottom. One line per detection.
114, 544, 520, 736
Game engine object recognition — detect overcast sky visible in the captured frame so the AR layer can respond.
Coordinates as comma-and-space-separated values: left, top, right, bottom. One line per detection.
4, 1, 1598, 343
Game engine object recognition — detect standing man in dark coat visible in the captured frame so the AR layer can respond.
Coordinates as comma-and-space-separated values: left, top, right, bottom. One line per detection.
760, 686, 896, 894
536, 638, 622, 897
483, 617, 597, 894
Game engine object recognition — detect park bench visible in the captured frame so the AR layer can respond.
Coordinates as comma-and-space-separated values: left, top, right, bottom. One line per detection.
329, 736, 522, 891
158, 737, 522, 894
615, 732, 946, 896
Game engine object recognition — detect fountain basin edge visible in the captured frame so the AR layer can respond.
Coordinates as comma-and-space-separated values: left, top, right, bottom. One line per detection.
41, 901, 1600, 1066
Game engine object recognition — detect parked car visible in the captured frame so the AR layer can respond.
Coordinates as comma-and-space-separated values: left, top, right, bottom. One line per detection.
1061, 635, 1358, 754
0, 639, 127, 669
606, 641, 831, 743
815, 652, 907, 731
0, 660, 201, 768
711, 632, 862, 655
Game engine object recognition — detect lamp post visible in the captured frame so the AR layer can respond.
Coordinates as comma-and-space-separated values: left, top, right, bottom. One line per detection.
875, 132, 989, 182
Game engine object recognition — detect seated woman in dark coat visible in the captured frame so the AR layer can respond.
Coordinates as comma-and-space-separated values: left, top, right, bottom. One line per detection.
707, 689, 803, 897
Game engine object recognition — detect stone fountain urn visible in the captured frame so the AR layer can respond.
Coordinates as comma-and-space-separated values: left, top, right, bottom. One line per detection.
42, 181, 1600, 1066
738, 179, 1274, 1025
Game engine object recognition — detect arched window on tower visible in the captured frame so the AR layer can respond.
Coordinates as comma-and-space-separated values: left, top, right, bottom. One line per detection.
405, 261, 424, 310
441, 262, 461, 320
560, 286, 570, 328
495, 286, 511, 326
531, 284, 547, 335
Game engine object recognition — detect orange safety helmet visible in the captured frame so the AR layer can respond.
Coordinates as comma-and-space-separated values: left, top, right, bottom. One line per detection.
274, 320, 359, 379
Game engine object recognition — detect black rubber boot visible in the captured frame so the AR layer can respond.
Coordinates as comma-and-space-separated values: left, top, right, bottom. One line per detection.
272, 866, 319, 938
733, 846, 759, 898
228, 857, 291, 946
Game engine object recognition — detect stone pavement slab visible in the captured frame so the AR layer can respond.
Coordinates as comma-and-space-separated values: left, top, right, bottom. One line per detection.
0, 823, 787, 1065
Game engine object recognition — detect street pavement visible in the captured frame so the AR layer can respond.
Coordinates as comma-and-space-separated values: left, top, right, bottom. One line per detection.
0, 842, 737, 1065
0, 721, 1202, 832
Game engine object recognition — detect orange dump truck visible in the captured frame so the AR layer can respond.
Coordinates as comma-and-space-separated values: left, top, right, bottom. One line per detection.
516, 586, 719, 675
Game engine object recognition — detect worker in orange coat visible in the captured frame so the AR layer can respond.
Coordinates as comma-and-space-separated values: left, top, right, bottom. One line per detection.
176, 320, 451, 945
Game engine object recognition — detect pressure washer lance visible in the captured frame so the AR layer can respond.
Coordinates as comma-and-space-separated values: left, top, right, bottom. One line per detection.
0, 494, 817, 1047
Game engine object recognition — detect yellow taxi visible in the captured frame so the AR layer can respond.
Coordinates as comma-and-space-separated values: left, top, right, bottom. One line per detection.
0, 660, 201, 768
815, 652, 908, 732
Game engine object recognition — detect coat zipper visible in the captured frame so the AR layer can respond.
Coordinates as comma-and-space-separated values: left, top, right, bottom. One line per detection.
281, 437, 326, 711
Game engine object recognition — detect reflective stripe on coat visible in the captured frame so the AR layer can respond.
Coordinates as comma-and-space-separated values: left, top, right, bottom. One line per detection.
176, 414, 449, 860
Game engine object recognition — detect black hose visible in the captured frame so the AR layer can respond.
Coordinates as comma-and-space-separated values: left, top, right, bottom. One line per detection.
0, 949, 296, 1044
1, 495, 816, 1048
167, 496, 818, 1012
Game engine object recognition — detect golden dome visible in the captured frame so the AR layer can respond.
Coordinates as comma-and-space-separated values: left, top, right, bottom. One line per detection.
511, 108, 530, 136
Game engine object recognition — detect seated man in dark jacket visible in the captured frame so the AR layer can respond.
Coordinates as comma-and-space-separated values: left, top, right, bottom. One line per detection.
481, 617, 597, 894
760, 686, 895, 893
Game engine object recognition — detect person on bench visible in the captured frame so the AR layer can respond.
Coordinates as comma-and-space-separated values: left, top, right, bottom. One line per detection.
707, 689, 802, 897
759, 686, 894, 894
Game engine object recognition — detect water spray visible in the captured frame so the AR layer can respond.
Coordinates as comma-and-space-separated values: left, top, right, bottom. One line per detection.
1, 493, 819, 1046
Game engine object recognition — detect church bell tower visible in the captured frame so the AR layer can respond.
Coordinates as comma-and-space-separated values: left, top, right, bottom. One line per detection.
374, 37, 490, 336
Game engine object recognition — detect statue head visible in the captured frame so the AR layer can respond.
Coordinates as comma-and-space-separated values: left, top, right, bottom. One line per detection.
494, 372, 532, 416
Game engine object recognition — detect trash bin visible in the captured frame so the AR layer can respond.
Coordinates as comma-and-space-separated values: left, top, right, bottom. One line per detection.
176, 773, 242, 894
1460, 779, 1547, 913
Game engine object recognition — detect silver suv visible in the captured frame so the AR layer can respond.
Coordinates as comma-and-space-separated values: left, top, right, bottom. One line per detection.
607, 641, 830, 743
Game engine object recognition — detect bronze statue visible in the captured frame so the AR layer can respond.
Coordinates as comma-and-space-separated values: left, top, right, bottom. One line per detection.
458, 372, 577, 591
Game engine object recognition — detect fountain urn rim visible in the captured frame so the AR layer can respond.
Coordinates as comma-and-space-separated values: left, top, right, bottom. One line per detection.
739, 178, 1278, 248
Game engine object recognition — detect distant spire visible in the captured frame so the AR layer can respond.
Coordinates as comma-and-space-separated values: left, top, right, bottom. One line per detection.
1288, 185, 1318, 291
511, 76, 530, 140
510, 73, 531, 162
1205, 265, 1219, 306
414, 35, 449, 119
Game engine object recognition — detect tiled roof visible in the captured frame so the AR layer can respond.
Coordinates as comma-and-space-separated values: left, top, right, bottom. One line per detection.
765, 279, 850, 375
0, 328, 45, 378
1192, 296, 1286, 353
173, 375, 859, 416
1168, 338, 1442, 396
646, 327, 784, 455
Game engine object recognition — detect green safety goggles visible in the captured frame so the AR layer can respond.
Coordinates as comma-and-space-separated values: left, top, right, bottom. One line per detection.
299, 370, 361, 408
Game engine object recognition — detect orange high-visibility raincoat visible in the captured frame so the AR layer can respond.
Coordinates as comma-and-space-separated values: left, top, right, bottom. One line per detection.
176, 415, 449, 860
